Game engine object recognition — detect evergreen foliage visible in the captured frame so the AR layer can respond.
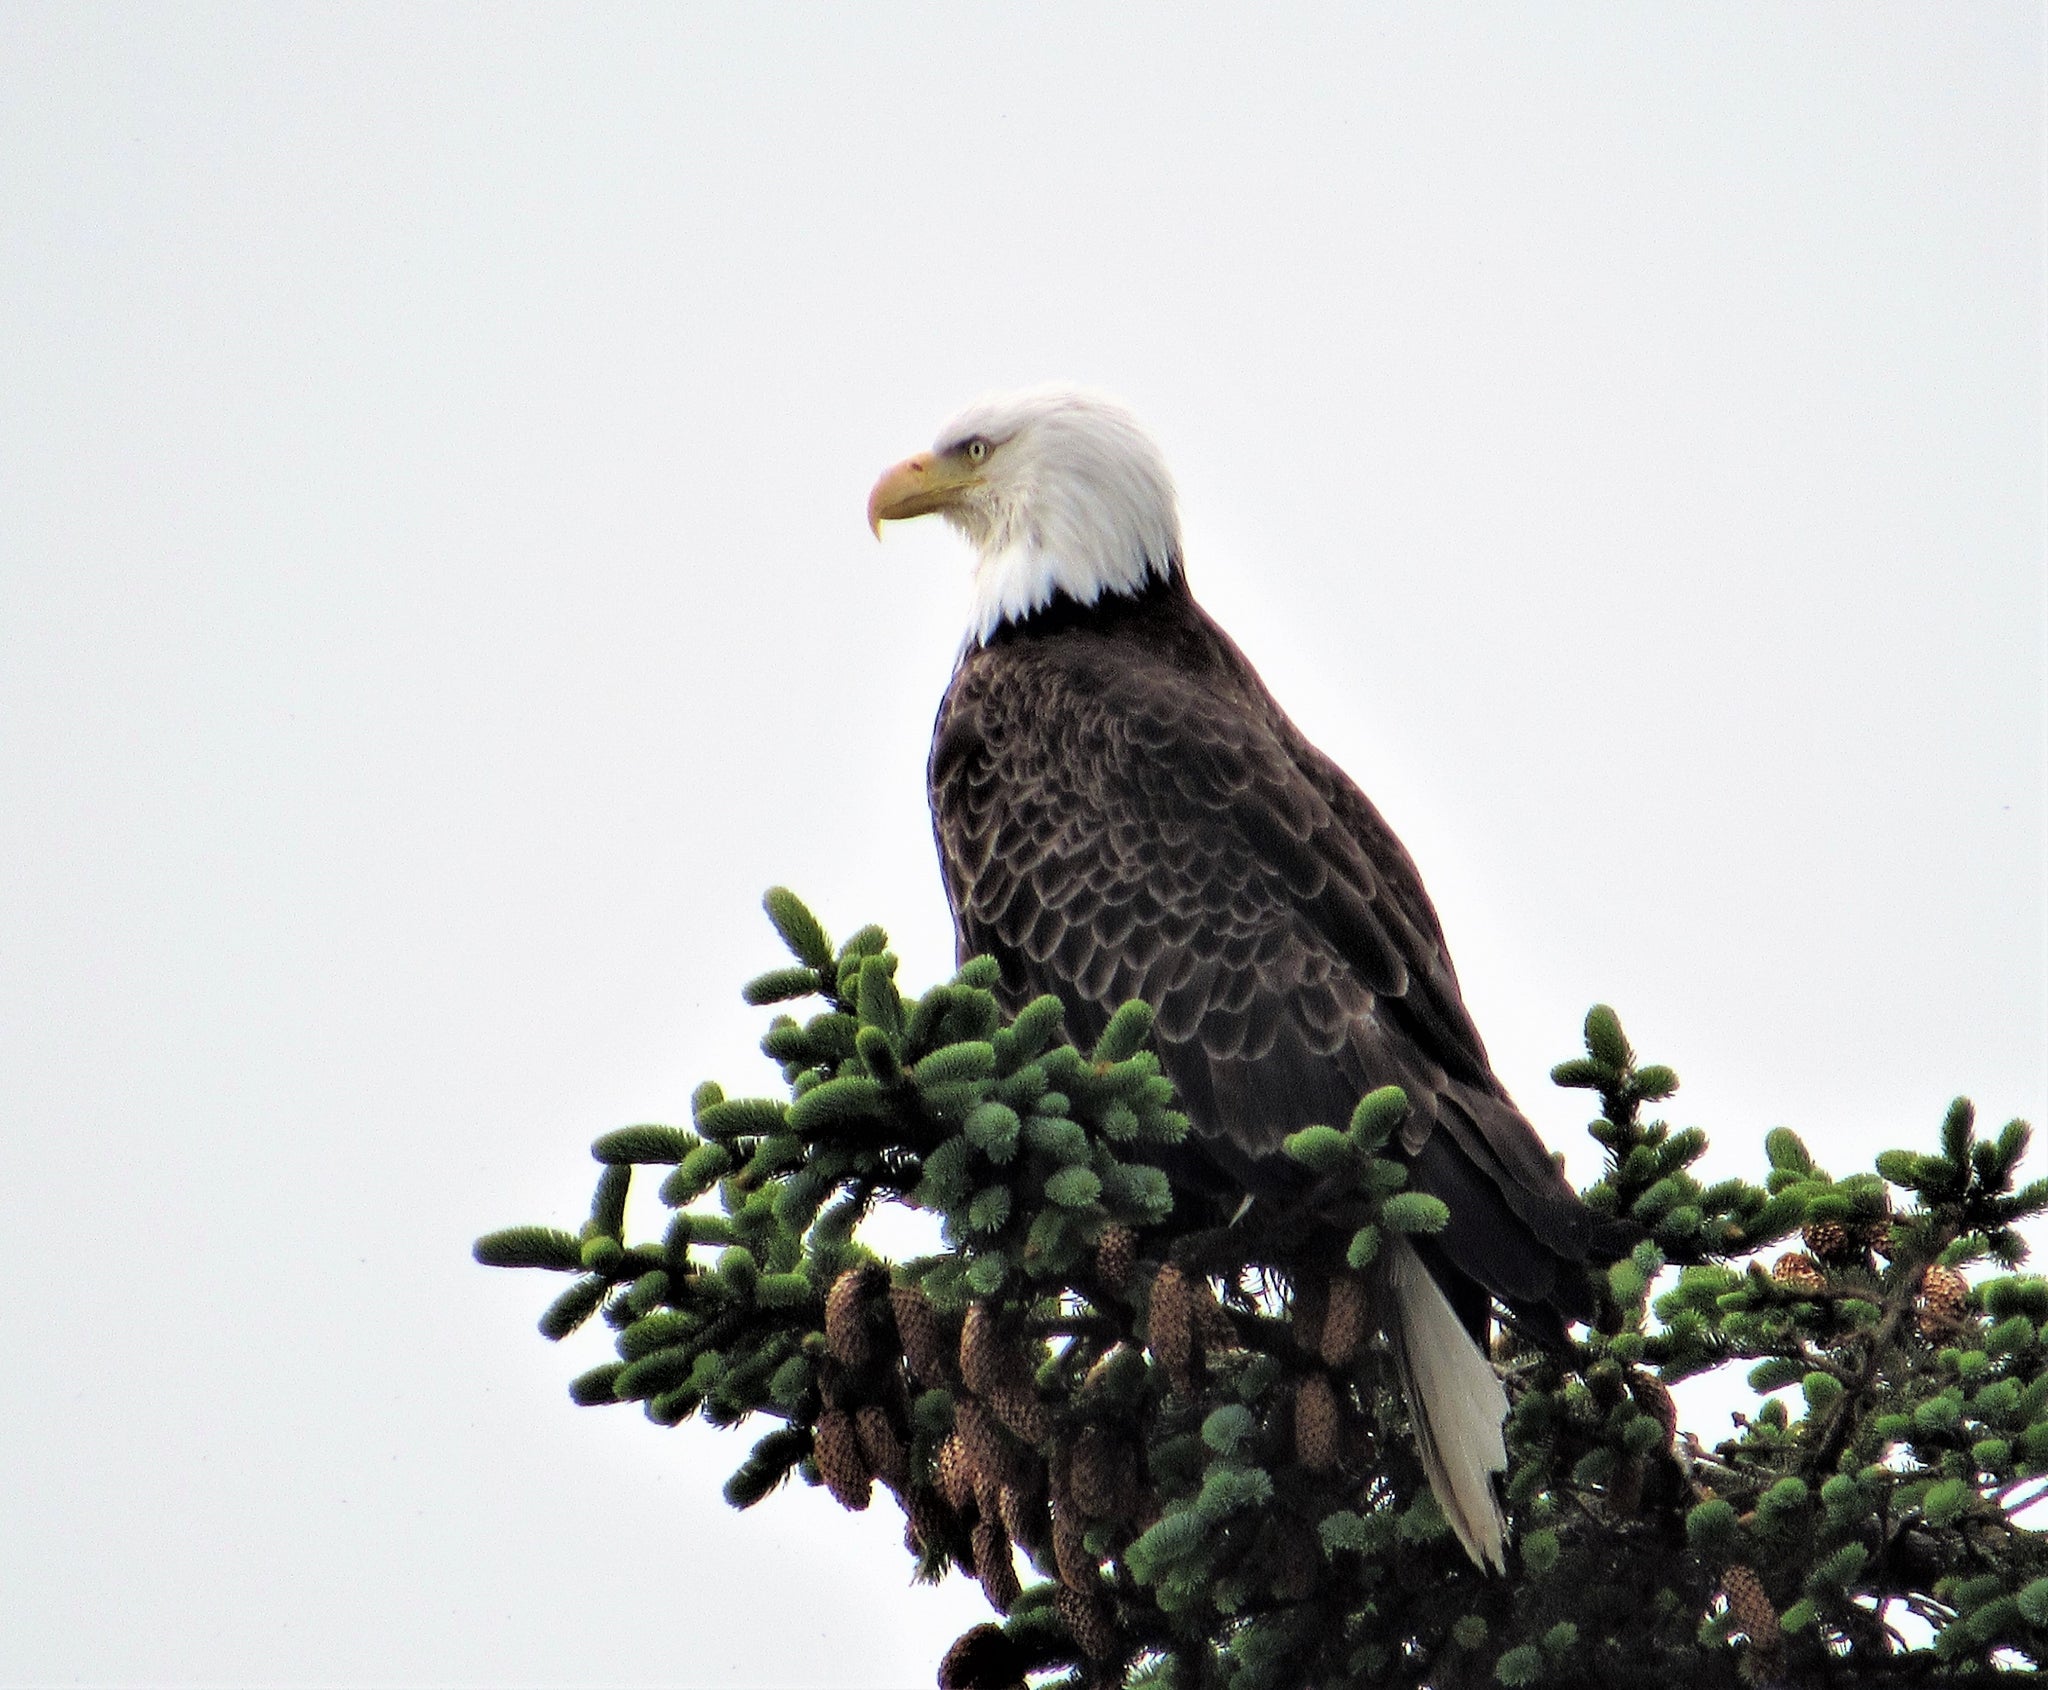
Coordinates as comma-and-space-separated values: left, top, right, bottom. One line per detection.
477, 891, 2048, 1687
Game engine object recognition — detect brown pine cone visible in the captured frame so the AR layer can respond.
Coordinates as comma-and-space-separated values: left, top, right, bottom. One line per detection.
1295, 1374, 1342, 1472
1289, 1276, 1328, 1358
934, 1432, 976, 1511
972, 1518, 1020, 1613
1070, 1426, 1138, 1522
1148, 1264, 1196, 1389
938, 1623, 1028, 1690
1865, 1209, 1898, 1258
997, 1477, 1049, 1552
1919, 1263, 1969, 1337
1631, 1374, 1679, 1448
955, 1395, 1019, 1496
1770, 1252, 1827, 1294
1051, 1496, 1095, 1591
1048, 1437, 1076, 1510
1801, 1219, 1856, 1265
1095, 1224, 1137, 1293
813, 1408, 873, 1511
987, 1382, 1053, 1446
1057, 1585, 1120, 1663
1720, 1564, 1781, 1648
855, 1405, 909, 1490
825, 1266, 878, 1368
1321, 1271, 1369, 1368
1194, 1282, 1240, 1353
890, 1282, 953, 1387
960, 1303, 1011, 1399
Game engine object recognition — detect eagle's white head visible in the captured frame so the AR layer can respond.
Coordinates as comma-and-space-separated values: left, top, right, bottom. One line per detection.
868, 386, 1182, 645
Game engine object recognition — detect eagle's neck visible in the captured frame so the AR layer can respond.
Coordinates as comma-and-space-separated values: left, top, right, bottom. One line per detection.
966, 549, 1179, 648
957, 485, 1180, 646
976, 559, 1197, 649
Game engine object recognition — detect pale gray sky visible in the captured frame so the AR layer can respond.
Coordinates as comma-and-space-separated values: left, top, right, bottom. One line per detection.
1, 7, 2040, 1686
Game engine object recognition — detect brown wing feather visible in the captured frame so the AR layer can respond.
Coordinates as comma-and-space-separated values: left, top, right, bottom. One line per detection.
930, 578, 1600, 1329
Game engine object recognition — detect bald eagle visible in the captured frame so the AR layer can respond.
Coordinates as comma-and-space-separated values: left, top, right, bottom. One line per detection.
869, 388, 1604, 1571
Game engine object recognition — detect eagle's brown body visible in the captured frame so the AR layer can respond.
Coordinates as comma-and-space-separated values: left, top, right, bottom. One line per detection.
876, 384, 1605, 1565
929, 567, 1599, 1340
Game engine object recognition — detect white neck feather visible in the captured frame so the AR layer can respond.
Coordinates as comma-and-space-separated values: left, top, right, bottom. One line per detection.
936, 388, 1182, 645
961, 535, 1177, 645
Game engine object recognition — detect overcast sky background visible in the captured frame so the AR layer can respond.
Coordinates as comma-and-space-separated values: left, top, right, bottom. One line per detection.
2, 7, 2041, 1686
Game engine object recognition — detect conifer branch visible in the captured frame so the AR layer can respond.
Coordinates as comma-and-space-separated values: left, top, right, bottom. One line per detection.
478, 893, 2047, 1688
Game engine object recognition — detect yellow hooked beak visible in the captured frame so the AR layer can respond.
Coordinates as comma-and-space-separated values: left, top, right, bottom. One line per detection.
867, 451, 983, 538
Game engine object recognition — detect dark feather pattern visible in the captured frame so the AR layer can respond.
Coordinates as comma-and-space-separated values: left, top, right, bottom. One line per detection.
929, 568, 1603, 1335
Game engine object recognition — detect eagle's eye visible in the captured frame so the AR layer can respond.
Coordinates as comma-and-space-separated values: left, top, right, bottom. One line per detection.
964, 438, 989, 464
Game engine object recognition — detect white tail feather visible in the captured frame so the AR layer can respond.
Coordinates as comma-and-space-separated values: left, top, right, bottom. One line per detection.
1384, 1235, 1510, 1572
